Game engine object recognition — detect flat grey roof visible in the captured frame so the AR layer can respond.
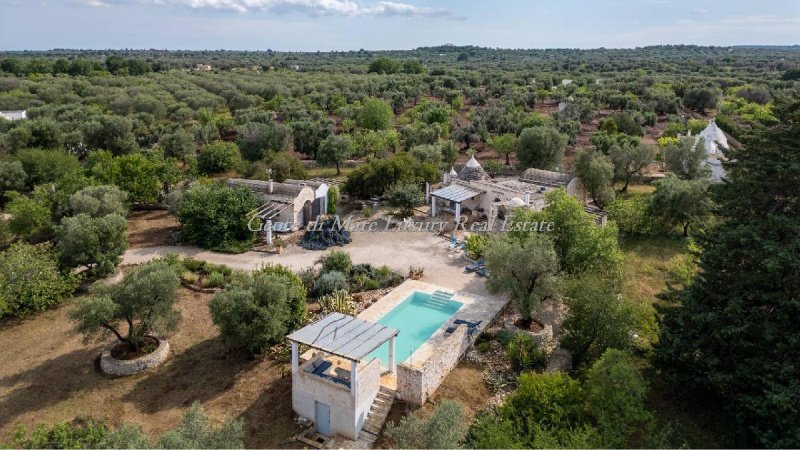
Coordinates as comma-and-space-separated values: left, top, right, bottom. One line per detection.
286, 313, 399, 362
431, 184, 483, 203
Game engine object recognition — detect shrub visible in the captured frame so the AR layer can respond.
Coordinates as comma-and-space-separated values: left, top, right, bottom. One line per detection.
385, 182, 423, 219
384, 400, 468, 449
299, 216, 352, 250
0, 160, 26, 199
181, 271, 199, 284
55, 213, 127, 277
327, 185, 339, 214
15, 148, 81, 187
317, 250, 352, 274
7, 419, 149, 449
501, 372, 586, 435
158, 402, 245, 449
0, 242, 78, 319
319, 290, 356, 315
313, 270, 349, 297
204, 271, 225, 288
5, 191, 52, 239
209, 270, 306, 356
505, 332, 546, 372
70, 258, 181, 352
176, 182, 260, 253
465, 233, 489, 259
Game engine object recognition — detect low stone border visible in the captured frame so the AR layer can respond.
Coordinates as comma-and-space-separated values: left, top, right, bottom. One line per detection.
100, 337, 170, 376
180, 280, 222, 293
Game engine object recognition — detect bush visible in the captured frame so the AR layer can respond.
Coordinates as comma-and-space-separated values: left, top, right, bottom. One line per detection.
317, 250, 352, 274
313, 270, 349, 297
319, 290, 356, 315
4, 191, 52, 239
465, 233, 489, 259
209, 270, 306, 356
176, 182, 260, 253
197, 141, 241, 174
384, 400, 468, 449
501, 372, 586, 436
0, 242, 78, 319
204, 271, 225, 288
7, 419, 149, 449
299, 216, 352, 250
158, 401, 245, 449
0, 160, 26, 199
15, 148, 81, 187
505, 332, 547, 372
55, 213, 127, 277
327, 185, 339, 214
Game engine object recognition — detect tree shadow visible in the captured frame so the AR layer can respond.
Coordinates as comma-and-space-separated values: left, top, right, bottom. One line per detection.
123, 336, 256, 414
0, 346, 105, 428
237, 372, 299, 449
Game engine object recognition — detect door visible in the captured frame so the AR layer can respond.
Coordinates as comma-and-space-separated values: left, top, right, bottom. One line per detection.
315, 401, 331, 436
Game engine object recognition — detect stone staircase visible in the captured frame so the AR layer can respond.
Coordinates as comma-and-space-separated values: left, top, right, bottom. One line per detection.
357, 386, 396, 446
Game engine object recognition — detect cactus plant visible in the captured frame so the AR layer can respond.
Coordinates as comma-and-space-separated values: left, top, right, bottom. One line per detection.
319, 290, 356, 315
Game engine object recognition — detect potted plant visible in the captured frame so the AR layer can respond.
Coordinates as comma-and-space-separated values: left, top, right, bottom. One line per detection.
273, 237, 285, 254
408, 265, 424, 280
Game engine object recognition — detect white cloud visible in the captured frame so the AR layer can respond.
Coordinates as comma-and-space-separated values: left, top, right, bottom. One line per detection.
78, 0, 455, 17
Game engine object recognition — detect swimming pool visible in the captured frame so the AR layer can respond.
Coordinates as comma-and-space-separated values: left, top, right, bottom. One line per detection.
367, 291, 463, 367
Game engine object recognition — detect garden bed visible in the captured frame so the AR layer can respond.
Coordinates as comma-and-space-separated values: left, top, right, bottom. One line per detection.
101, 336, 170, 376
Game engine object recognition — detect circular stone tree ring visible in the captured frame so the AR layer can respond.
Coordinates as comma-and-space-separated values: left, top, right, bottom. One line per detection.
100, 337, 170, 376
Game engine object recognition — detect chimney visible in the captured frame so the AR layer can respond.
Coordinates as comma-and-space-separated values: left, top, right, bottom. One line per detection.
524, 191, 531, 206
268, 180, 274, 193
443, 171, 449, 184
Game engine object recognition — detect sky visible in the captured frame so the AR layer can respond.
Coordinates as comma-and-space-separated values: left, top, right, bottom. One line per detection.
0, 0, 799, 51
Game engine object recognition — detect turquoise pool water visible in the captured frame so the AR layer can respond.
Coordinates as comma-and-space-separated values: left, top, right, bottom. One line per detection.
367, 291, 463, 367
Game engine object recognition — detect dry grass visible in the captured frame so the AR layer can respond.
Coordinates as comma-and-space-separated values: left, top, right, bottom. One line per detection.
620, 234, 689, 308
0, 288, 302, 448
126, 210, 180, 249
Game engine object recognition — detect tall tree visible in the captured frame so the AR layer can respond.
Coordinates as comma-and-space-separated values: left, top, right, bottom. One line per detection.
609, 141, 656, 192
649, 173, 713, 236
516, 126, 568, 170
575, 148, 615, 208
663, 136, 709, 180
317, 134, 352, 175
655, 97, 800, 447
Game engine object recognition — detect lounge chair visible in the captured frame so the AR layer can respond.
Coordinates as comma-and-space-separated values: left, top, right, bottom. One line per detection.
464, 259, 484, 273
446, 319, 483, 336
475, 267, 490, 277
311, 360, 332, 376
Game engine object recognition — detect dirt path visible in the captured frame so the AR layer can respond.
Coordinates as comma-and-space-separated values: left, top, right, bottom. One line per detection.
122, 231, 493, 297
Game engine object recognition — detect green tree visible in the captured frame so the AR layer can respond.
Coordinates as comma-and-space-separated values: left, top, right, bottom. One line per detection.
68, 185, 128, 218
559, 273, 636, 368
197, 141, 241, 174
5, 191, 52, 239
82, 114, 138, 155
408, 144, 441, 166
112, 152, 178, 206
649, 174, 713, 236
575, 148, 615, 207
654, 98, 800, 447
663, 136, 709, 180
501, 372, 586, 439
385, 400, 468, 449
586, 349, 651, 448
0, 242, 77, 319
290, 120, 331, 159
158, 402, 244, 449
160, 128, 196, 160
15, 148, 81, 188
176, 182, 260, 253
55, 213, 127, 276
269, 152, 307, 182
488, 133, 517, 166
209, 269, 306, 357
237, 121, 291, 161
0, 160, 26, 201
516, 126, 568, 170
511, 189, 623, 275
327, 185, 339, 214
317, 250, 352, 274
683, 84, 723, 112
385, 182, 424, 219
357, 98, 393, 131
367, 57, 401, 74
317, 134, 352, 175
609, 141, 656, 192
485, 233, 559, 320
70, 259, 181, 352
606, 196, 651, 235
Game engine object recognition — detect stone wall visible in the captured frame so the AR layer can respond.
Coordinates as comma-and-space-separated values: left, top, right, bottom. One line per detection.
100, 338, 170, 376
396, 326, 469, 405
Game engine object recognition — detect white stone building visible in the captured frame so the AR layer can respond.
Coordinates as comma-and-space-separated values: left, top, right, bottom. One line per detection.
429, 156, 587, 225
287, 313, 398, 440
0, 110, 27, 121
227, 179, 316, 233
284, 179, 329, 217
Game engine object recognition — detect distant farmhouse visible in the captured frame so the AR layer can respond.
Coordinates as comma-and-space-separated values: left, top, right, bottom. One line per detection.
194, 64, 212, 71
0, 110, 27, 121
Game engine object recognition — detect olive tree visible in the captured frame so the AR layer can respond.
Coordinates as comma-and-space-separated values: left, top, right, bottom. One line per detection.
485, 233, 559, 320
55, 213, 127, 276
385, 182, 424, 219
68, 185, 129, 218
575, 148, 615, 208
357, 98, 393, 131
516, 126, 568, 170
70, 259, 181, 352
317, 134, 352, 175
385, 400, 468, 449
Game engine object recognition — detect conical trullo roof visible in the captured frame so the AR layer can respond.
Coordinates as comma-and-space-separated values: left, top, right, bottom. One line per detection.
459, 155, 485, 181
697, 119, 729, 155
